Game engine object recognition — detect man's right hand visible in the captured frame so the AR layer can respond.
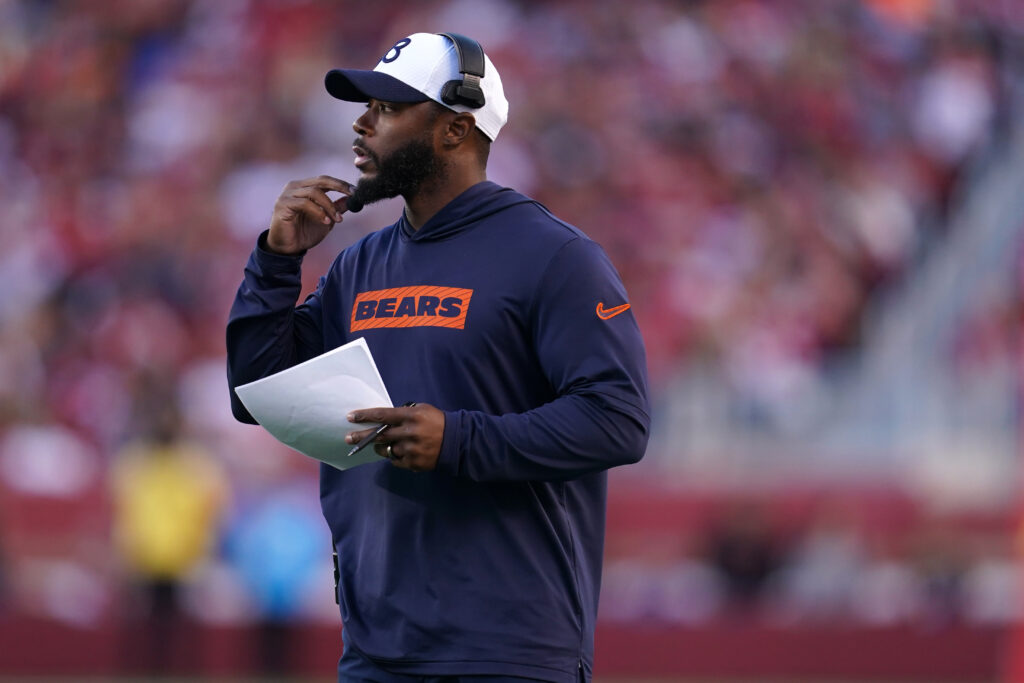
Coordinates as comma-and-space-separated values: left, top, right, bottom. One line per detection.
266, 175, 355, 255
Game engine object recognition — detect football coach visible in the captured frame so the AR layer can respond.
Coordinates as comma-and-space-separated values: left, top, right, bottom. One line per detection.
227, 31, 650, 683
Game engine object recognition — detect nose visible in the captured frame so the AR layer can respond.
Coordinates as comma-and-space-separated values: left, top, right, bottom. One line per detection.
353, 108, 371, 136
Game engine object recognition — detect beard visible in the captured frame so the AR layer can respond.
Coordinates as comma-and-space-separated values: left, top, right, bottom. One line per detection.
349, 136, 444, 209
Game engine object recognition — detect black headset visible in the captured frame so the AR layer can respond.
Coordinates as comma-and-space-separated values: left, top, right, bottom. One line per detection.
437, 32, 486, 109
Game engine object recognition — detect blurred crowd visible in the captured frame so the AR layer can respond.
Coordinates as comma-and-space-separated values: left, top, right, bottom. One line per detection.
601, 493, 1020, 628
0, 0, 1022, 672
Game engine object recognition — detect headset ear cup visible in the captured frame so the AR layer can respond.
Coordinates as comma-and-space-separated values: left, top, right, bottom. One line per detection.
440, 79, 485, 109
440, 80, 459, 106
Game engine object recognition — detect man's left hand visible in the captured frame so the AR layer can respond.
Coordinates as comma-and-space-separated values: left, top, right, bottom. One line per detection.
346, 403, 445, 471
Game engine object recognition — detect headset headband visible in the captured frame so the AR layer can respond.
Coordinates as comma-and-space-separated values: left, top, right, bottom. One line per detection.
437, 32, 486, 109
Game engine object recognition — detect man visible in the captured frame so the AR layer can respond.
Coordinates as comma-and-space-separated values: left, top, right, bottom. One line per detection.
227, 32, 650, 683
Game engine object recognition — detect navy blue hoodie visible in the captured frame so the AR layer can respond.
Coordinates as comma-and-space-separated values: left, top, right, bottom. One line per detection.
227, 182, 650, 682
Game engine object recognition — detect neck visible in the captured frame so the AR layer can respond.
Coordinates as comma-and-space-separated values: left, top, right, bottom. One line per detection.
403, 165, 487, 230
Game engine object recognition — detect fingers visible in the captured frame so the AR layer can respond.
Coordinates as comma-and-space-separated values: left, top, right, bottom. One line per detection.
344, 422, 414, 446
293, 187, 343, 224
344, 425, 384, 444
343, 405, 412, 446
374, 439, 423, 470
291, 175, 353, 195
344, 405, 407, 448
347, 405, 417, 425
344, 404, 443, 472
267, 176, 357, 255
279, 195, 337, 226
283, 176, 354, 223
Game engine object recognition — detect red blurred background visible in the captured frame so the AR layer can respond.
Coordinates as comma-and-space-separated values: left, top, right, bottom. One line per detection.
0, 0, 1021, 680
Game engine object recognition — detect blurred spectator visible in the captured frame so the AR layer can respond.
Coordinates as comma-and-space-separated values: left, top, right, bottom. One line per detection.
225, 481, 327, 675
705, 500, 785, 613
961, 535, 1023, 625
912, 517, 970, 627
770, 503, 867, 622
110, 395, 229, 674
601, 530, 726, 626
848, 540, 926, 625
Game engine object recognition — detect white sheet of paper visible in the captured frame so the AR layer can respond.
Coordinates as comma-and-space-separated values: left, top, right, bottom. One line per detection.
233, 337, 393, 470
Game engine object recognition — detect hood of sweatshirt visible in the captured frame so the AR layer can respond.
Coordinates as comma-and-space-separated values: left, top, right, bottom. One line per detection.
398, 181, 537, 242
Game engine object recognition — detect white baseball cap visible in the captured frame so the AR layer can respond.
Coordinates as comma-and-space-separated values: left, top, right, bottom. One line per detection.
325, 32, 508, 141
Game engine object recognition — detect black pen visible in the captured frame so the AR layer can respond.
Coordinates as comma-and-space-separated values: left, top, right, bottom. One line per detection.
345, 401, 416, 457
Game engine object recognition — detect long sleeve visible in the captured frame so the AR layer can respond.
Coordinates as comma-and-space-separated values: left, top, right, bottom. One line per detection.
435, 237, 650, 482
257, 184, 646, 679
226, 231, 326, 423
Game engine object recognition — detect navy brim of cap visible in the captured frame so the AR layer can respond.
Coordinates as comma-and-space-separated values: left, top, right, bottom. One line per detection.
324, 69, 431, 103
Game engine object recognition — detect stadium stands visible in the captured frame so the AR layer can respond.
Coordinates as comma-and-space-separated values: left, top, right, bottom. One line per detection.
0, 0, 1020, 678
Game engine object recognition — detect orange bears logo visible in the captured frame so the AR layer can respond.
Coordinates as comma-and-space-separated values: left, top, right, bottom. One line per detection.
351, 286, 473, 332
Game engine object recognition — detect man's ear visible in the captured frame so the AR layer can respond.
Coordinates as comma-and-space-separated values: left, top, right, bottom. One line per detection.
443, 112, 477, 147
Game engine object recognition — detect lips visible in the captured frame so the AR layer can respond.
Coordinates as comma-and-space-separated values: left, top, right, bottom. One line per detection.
353, 142, 374, 170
